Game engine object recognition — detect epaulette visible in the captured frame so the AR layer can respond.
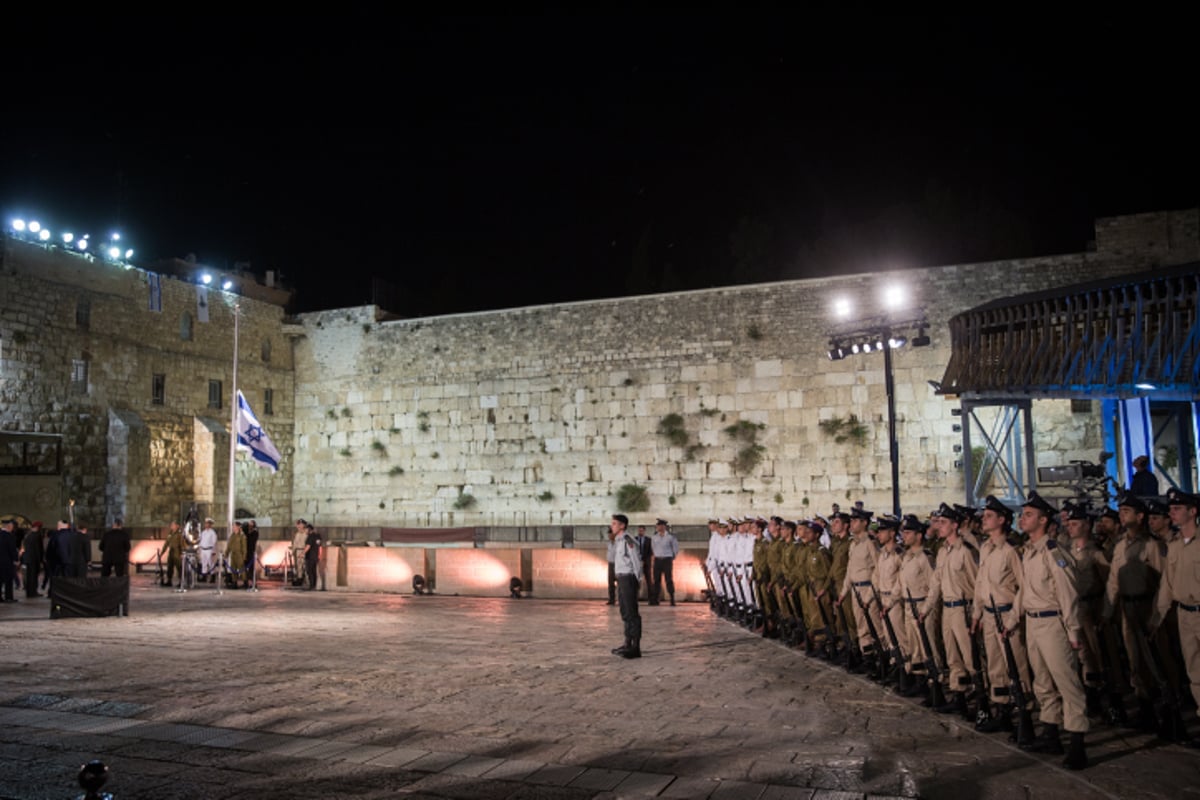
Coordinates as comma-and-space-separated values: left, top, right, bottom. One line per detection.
1045, 539, 1058, 550
922, 547, 934, 557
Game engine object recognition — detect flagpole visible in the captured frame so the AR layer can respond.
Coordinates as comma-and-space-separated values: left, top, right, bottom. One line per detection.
221, 302, 241, 595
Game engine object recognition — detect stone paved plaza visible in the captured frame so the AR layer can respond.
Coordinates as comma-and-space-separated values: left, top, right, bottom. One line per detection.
1, 577, 1198, 799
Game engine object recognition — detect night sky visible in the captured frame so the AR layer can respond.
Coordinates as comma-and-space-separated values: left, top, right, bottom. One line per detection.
2, 14, 1196, 316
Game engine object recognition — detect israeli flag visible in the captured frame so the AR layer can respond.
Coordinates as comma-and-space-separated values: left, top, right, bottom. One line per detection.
236, 390, 282, 472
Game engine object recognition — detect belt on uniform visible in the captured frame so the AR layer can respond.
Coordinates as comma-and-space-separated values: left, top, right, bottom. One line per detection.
984, 603, 1012, 614
943, 599, 968, 608
1121, 593, 1150, 602
1026, 609, 1060, 618
1179, 602, 1200, 613
200, 547, 214, 551
906, 596, 926, 603
852, 580, 872, 586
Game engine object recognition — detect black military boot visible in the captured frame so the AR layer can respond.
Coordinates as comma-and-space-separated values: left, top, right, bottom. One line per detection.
1132, 698, 1159, 733
611, 640, 631, 656
621, 639, 641, 659
669, 593, 676, 606
976, 703, 1014, 733
1063, 732, 1088, 770
1025, 723, 1064, 754
1085, 686, 1104, 719
935, 692, 968, 716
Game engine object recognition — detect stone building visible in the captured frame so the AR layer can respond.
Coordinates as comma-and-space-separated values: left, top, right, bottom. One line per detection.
0, 237, 295, 534
2, 208, 1197, 537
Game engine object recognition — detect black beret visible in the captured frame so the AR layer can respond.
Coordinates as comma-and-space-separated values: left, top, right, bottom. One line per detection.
1022, 491, 1058, 517
876, 514, 901, 530
983, 495, 1013, 519
850, 507, 874, 521
1146, 498, 1170, 516
1168, 488, 1200, 509
901, 514, 927, 533
1118, 493, 1147, 514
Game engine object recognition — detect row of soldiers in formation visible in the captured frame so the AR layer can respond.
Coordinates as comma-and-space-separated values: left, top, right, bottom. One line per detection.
156, 519, 261, 589
703, 488, 1200, 771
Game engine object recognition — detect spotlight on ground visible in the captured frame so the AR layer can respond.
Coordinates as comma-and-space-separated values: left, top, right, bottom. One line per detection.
412, 574, 428, 595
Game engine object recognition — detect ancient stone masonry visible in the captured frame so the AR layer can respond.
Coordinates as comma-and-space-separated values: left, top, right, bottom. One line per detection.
0, 238, 295, 531
4, 209, 1198, 532
291, 210, 1200, 526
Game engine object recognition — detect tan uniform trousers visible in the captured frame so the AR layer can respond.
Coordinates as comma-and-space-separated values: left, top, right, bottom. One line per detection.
836, 593, 858, 647
903, 604, 943, 675
1077, 596, 1106, 688
1178, 604, 1200, 715
941, 600, 976, 693
848, 583, 875, 653
882, 598, 909, 668
981, 612, 1033, 706
1118, 598, 1155, 699
1026, 614, 1089, 732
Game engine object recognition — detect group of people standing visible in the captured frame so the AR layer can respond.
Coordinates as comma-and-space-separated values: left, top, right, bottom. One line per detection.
0, 518, 132, 601
706, 487, 1200, 772
156, 518, 261, 589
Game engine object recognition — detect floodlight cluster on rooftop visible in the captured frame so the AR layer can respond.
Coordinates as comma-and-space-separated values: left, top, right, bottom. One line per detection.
10, 217, 133, 266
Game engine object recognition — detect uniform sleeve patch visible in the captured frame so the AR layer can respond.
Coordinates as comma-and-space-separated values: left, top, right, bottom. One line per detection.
1056, 559, 1068, 568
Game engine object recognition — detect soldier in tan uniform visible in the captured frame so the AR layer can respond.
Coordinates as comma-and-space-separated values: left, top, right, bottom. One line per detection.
923, 503, 980, 717
1151, 488, 1200, 748
839, 507, 879, 672
972, 495, 1035, 733
227, 521, 248, 588
1102, 493, 1166, 730
872, 515, 910, 689
798, 519, 834, 656
898, 514, 941, 701
1015, 492, 1090, 769
1064, 505, 1111, 718
827, 511, 860, 670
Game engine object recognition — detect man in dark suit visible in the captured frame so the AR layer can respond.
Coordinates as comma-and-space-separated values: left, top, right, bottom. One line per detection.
634, 525, 654, 601
0, 520, 20, 602
100, 519, 132, 577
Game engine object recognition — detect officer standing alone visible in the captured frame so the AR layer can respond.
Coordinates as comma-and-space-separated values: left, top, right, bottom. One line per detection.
610, 514, 643, 659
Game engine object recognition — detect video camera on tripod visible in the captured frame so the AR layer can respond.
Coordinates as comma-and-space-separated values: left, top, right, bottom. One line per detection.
1036, 451, 1116, 512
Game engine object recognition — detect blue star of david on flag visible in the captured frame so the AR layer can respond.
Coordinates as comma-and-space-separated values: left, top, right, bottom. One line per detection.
236, 390, 282, 472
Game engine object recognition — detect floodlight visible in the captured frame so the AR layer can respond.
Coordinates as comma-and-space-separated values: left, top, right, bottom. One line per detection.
833, 297, 851, 318
862, 342, 872, 353
62, 232, 74, 244
888, 336, 906, 349
827, 345, 845, 361
200, 273, 213, 285
77, 237, 89, 251
850, 343, 861, 354
107, 246, 120, 259
38, 229, 51, 241
222, 279, 233, 290
509, 576, 523, 599
28, 220, 41, 233
125, 249, 134, 259
412, 574, 428, 595
911, 328, 931, 347
883, 284, 906, 309
1135, 382, 1156, 390
11, 219, 26, 232
110, 232, 121, 242
874, 339, 884, 351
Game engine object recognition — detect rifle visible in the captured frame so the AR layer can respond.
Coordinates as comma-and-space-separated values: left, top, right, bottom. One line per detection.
808, 579, 839, 659
732, 564, 752, 625
850, 584, 888, 682
964, 602, 989, 723
717, 565, 736, 618
906, 589, 948, 708
779, 582, 812, 653
871, 585, 904, 679
990, 594, 1035, 746
1125, 599, 1187, 742
702, 566, 718, 610
830, 590, 861, 659
1094, 617, 1130, 725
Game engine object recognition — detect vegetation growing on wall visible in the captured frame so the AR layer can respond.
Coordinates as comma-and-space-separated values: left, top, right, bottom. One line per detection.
724, 419, 767, 474
656, 413, 689, 447
818, 414, 869, 446
616, 483, 651, 513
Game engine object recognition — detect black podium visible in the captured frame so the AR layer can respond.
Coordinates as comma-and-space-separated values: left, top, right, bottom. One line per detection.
49, 576, 130, 618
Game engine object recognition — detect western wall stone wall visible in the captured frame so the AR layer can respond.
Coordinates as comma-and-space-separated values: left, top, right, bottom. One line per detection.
0, 238, 295, 529
290, 209, 1200, 527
